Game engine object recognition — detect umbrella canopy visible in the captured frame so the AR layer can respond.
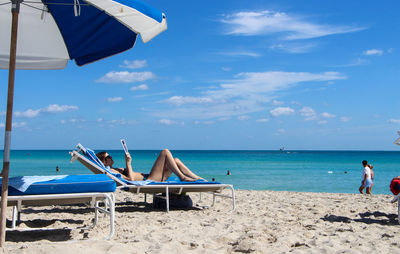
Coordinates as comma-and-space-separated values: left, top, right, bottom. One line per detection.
0, 0, 166, 245
0, 0, 167, 69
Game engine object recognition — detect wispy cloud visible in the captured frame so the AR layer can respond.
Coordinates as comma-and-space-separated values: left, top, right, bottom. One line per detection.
219, 51, 261, 57
15, 104, 78, 118
156, 71, 346, 120
238, 115, 250, 120
332, 58, 368, 68
159, 119, 184, 126
164, 96, 213, 106
256, 118, 269, 123
220, 10, 364, 39
96, 71, 155, 83
107, 97, 123, 102
130, 84, 149, 91
321, 112, 336, 118
119, 60, 147, 69
388, 119, 400, 124
222, 67, 232, 71
270, 107, 295, 117
270, 42, 317, 53
271, 99, 284, 106
340, 116, 352, 122
364, 49, 383, 56
299, 106, 317, 120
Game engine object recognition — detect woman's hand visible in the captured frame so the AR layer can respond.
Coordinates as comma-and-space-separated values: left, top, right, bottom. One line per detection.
125, 152, 132, 164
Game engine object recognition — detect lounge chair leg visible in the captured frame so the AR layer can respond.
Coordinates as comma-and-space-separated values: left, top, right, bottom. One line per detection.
229, 185, 236, 211
106, 194, 115, 240
398, 198, 400, 224
11, 206, 17, 229
166, 186, 169, 212
86, 201, 99, 230
199, 192, 202, 203
212, 193, 216, 207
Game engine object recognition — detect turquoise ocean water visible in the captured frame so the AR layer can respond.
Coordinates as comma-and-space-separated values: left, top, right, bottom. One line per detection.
2, 150, 400, 195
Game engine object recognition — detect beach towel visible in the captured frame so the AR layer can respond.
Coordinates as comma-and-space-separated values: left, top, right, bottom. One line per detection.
8, 175, 67, 192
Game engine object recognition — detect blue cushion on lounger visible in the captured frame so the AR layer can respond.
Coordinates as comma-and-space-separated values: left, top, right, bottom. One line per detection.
6, 174, 116, 196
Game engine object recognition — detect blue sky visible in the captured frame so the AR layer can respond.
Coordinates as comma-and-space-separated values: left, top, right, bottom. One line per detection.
0, 0, 399, 150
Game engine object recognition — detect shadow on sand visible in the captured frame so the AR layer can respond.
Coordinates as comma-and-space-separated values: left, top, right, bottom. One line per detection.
321, 211, 398, 226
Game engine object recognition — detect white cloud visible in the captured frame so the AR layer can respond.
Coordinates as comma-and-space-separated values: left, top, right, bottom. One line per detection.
238, 115, 250, 121
340, 116, 352, 122
364, 49, 383, 56
219, 51, 261, 57
0, 122, 26, 128
13, 122, 27, 128
332, 58, 368, 68
14, 109, 40, 118
60, 120, 66, 124
220, 10, 363, 39
195, 120, 216, 125
130, 84, 149, 91
299, 106, 317, 120
69, 118, 85, 123
164, 96, 213, 106
120, 60, 147, 69
256, 118, 269, 123
222, 67, 232, 71
321, 112, 336, 118
276, 129, 286, 135
271, 99, 284, 106
107, 97, 123, 102
15, 104, 78, 118
156, 71, 345, 120
270, 107, 295, 117
96, 71, 155, 83
388, 119, 400, 124
318, 120, 328, 125
270, 42, 317, 54
44, 104, 78, 113
159, 119, 179, 125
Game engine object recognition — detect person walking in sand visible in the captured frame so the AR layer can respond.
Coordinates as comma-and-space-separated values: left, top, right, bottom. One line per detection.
96, 149, 203, 182
359, 160, 372, 194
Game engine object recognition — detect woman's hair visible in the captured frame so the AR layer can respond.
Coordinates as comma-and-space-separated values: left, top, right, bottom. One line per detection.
96, 151, 108, 164
368, 164, 373, 169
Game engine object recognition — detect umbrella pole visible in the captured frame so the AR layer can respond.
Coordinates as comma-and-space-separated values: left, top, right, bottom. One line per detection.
0, 0, 21, 246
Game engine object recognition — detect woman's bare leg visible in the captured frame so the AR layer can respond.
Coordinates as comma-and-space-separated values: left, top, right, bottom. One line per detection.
147, 149, 195, 181
174, 158, 202, 180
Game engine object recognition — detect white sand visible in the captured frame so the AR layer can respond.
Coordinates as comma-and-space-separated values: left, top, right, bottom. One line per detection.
2, 189, 400, 253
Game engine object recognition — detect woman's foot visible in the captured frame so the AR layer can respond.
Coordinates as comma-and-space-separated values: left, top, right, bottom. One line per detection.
181, 176, 196, 182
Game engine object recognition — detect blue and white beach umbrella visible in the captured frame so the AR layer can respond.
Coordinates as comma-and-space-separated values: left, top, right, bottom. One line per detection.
0, 0, 166, 245
0, 0, 167, 69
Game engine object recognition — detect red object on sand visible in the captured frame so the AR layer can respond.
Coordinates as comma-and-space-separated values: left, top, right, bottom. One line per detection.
390, 178, 400, 195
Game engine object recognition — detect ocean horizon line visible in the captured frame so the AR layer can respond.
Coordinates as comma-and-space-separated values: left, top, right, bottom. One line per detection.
1, 149, 400, 152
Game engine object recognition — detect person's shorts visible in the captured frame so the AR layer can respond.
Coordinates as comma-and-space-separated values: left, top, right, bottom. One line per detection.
361, 178, 372, 188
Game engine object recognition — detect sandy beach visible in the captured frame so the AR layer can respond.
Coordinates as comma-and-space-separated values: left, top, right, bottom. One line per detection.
2, 189, 400, 253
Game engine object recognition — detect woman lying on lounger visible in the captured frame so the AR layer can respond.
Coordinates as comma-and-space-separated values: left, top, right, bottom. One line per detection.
96, 149, 202, 182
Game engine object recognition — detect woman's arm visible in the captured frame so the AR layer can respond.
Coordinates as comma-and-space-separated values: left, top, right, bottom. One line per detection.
123, 152, 137, 181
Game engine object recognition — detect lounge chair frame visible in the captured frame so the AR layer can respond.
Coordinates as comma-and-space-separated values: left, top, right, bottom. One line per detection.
5, 191, 115, 240
70, 150, 236, 212
391, 194, 400, 223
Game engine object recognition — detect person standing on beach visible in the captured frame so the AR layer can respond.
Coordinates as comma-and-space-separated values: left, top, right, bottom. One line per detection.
359, 160, 372, 194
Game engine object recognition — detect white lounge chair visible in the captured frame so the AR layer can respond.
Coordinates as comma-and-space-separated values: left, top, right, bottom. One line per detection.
2, 174, 116, 240
69, 144, 236, 212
